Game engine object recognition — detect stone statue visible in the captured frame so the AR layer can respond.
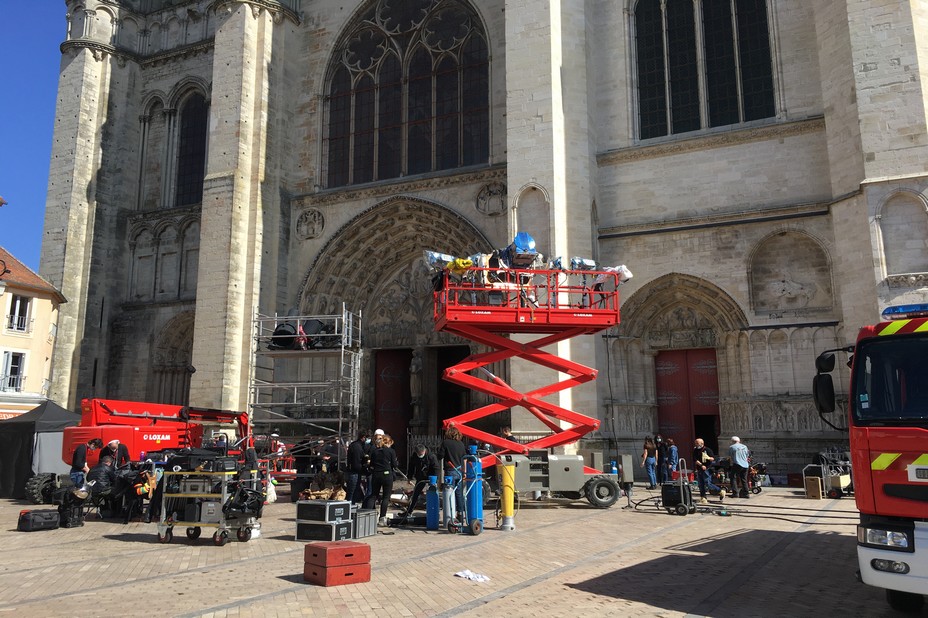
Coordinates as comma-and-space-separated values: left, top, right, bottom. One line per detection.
409, 348, 423, 405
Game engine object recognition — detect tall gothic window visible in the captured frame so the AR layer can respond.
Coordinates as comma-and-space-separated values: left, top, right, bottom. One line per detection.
175, 94, 208, 206
324, 0, 490, 188
635, 0, 775, 140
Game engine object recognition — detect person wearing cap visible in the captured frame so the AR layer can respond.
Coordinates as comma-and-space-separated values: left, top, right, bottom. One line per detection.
98, 439, 130, 467
402, 444, 440, 519
728, 436, 751, 498
374, 428, 384, 436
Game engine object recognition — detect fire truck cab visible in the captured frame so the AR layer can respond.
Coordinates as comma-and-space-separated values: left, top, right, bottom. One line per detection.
813, 304, 928, 612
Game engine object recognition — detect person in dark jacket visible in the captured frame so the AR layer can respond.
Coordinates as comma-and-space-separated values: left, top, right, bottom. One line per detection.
693, 438, 725, 504
438, 426, 467, 520
362, 434, 399, 525
86, 456, 119, 517
98, 439, 131, 467
70, 438, 103, 486
86, 455, 117, 493
655, 434, 669, 484
345, 429, 372, 504
402, 444, 440, 518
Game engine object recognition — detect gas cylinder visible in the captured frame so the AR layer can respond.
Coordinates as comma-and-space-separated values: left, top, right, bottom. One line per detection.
442, 476, 456, 528
463, 446, 484, 535
426, 476, 440, 530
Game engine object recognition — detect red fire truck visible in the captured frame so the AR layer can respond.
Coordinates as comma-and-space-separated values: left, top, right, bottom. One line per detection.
813, 304, 928, 612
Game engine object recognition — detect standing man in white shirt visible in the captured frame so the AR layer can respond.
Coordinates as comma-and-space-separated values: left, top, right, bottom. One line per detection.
728, 436, 751, 498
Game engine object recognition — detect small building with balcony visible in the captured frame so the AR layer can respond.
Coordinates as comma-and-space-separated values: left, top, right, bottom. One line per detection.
0, 247, 66, 418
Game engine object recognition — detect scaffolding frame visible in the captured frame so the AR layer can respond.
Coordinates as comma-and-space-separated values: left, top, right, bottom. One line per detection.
249, 304, 362, 466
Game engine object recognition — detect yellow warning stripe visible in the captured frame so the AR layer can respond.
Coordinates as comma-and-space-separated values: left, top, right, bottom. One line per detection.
877, 321, 908, 336
871, 453, 901, 470
912, 454, 928, 466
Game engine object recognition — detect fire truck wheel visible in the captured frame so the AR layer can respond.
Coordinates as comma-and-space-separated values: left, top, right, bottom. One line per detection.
213, 530, 229, 546
886, 589, 924, 613
237, 527, 252, 542
25, 474, 55, 505
186, 527, 201, 540
158, 528, 173, 544
586, 477, 620, 508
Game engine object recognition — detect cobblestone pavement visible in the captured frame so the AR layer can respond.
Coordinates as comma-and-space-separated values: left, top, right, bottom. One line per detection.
0, 486, 923, 617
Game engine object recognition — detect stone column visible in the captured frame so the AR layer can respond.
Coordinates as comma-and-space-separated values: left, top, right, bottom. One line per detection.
189, 3, 284, 410
40, 44, 109, 409
504, 0, 599, 435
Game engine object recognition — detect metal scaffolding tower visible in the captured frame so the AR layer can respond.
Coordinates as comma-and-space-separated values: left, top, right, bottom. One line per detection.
249, 304, 362, 445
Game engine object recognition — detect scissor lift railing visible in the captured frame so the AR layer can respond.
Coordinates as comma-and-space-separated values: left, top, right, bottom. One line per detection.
434, 267, 620, 469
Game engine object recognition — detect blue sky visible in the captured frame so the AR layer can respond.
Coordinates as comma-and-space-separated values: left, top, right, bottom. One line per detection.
0, 4, 67, 272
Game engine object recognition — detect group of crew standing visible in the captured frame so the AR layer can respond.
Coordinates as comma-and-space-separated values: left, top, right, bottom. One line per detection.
639, 434, 679, 489
345, 425, 478, 526
642, 434, 753, 504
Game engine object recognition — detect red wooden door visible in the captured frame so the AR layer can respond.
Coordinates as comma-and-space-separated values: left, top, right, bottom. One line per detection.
374, 349, 412, 467
655, 349, 719, 455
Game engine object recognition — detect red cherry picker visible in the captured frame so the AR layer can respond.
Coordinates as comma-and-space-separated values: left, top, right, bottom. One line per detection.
433, 260, 627, 508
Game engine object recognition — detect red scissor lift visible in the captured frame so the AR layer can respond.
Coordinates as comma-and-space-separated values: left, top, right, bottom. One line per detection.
434, 266, 621, 476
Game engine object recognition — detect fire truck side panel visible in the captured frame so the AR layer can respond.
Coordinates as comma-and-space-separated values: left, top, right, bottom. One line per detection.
855, 427, 928, 520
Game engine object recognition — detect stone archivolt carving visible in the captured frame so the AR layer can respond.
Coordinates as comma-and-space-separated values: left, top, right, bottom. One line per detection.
298, 197, 492, 348
620, 273, 749, 342
475, 182, 507, 216
295, 208, 324, 240
646, 306, 718, 350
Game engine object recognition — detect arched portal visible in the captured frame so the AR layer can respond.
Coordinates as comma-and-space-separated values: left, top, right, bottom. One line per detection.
609, 273, 749, 457
298, 197, 495, 460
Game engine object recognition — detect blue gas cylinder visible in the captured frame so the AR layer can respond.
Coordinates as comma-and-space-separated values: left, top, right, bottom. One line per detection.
426, 476, 440, 530
611, 460, 618, 476
463, 446, 484, 534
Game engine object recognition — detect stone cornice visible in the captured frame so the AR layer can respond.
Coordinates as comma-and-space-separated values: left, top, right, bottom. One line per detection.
60, 38, 214, 67
209, 0, 302, 25
596, 116, 826, 167
61, 39, 125, 62
139, 39, 214, 67
599, 201, 830, 239
294, 165, 507, 208
885, 273, 928, 289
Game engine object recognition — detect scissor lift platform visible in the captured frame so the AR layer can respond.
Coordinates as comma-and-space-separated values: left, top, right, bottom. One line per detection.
434, 267, 621, 474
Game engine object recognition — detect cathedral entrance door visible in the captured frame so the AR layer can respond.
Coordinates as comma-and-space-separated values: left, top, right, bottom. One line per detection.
436, 346, 471, 427
373, 349, 413, 467
655, 349, 721, 457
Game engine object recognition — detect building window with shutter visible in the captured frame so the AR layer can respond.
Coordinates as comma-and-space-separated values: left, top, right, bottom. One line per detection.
1, 351, 25, 392
6, 295, 31, 333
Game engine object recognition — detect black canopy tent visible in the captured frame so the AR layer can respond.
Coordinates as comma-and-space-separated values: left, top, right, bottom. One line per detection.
0, 400, 80, 499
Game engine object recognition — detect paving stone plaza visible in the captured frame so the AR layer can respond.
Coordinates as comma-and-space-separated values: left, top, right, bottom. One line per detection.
0, 486, 912, 617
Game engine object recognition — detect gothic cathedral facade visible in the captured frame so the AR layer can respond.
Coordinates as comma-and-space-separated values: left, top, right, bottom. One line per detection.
41, 0, 928, 474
